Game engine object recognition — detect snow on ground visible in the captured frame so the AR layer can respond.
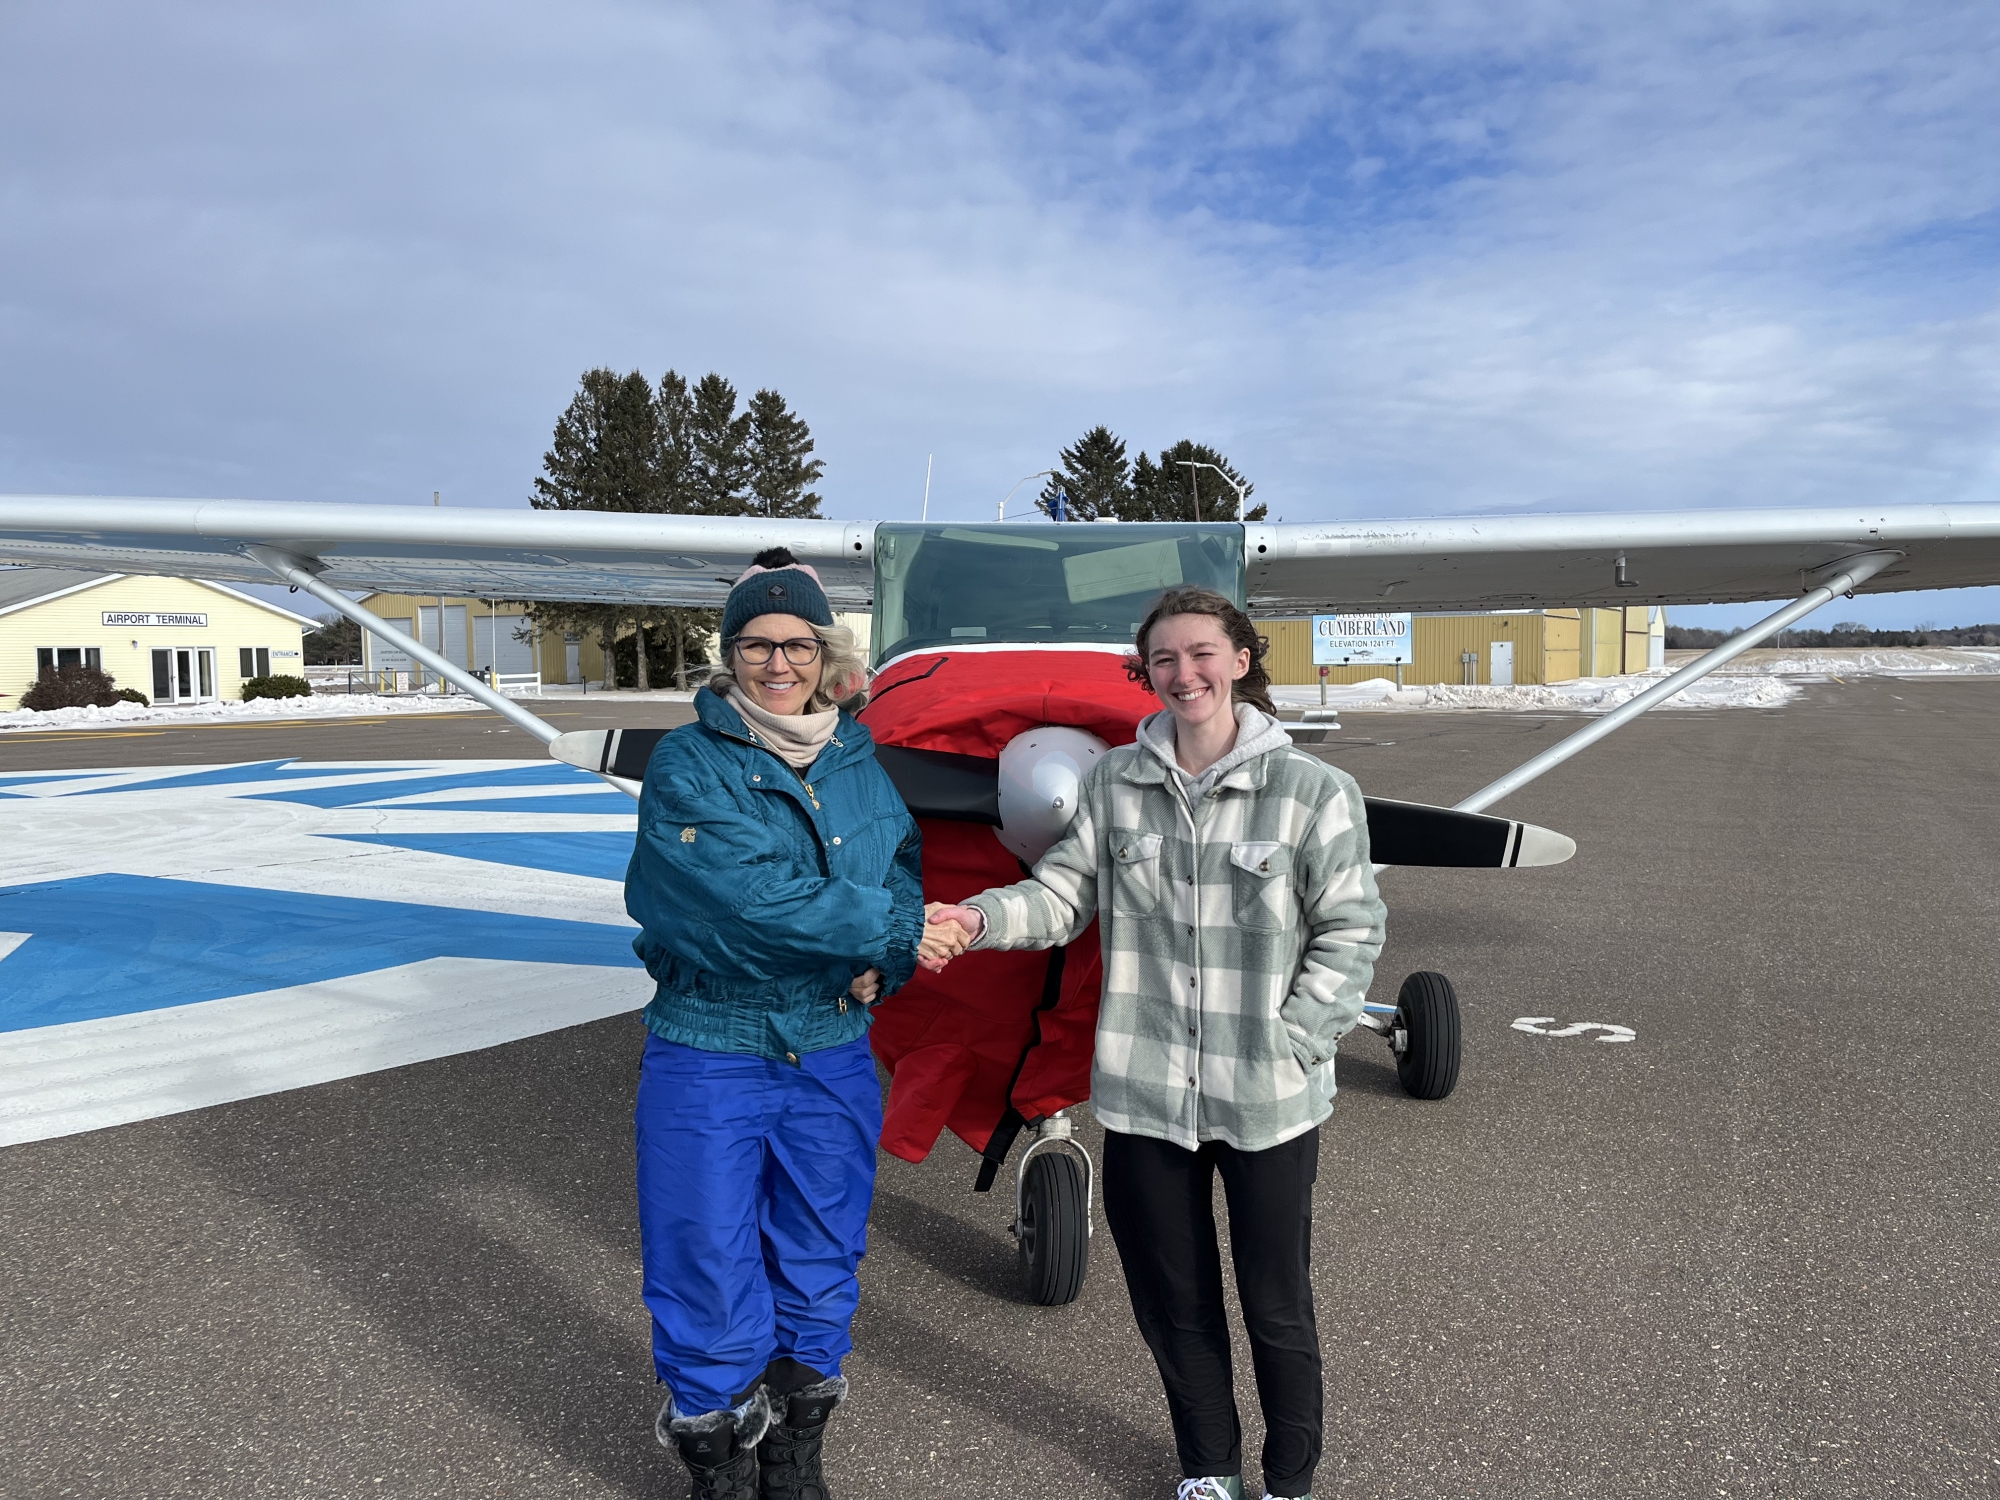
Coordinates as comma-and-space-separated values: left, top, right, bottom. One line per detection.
1273, 675, 1799, 714
0, 684, 704, 732
1275, 646, 2000, 715
1666, 647, 2000, 677
0, 692, 494, 733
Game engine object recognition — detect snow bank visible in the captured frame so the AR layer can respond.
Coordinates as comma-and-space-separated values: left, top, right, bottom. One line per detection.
1690, 648, 2000, 677
0, 692, 491, 733
1271, 646, 2000, 715
1272, 673, 1798, 714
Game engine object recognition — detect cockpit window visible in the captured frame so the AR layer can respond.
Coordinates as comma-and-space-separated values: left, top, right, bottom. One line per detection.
872, 522, 1244, 665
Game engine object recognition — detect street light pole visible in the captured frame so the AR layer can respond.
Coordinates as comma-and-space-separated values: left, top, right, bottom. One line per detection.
1176, 461, 1249, 522
997, 469, 1058, 521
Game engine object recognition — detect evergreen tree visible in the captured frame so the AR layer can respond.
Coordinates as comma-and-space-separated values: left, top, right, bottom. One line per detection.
655, 370, 697, 512
1115, 440, 1265, 522
530, 368, 663, 514
689, 373, 754, 514
653, 369, 733, 687
304, 613, 362, 665
747, 388, 826, 518
1119, 451, 1169, 522
523, 364, 825, 692
1038, 425, 1130, 522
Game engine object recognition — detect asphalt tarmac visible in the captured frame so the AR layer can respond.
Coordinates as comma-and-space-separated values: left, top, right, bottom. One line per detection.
3, 678, 1996, 1498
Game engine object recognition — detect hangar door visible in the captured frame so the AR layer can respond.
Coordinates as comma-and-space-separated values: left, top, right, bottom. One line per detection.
472, 614, 536, 677
417, 605, 468, 664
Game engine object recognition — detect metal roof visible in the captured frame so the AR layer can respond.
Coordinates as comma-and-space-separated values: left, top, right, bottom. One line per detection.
0, 567, 117, 613
0, 565, 321, 627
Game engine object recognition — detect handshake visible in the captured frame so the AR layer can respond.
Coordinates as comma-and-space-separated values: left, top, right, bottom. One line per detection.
919, 902, 983, 973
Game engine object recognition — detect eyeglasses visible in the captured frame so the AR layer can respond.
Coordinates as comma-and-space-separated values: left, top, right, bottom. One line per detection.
732, 636, 824, 666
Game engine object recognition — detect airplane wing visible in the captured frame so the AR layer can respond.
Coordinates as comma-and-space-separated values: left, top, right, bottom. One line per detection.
1, 495, 1997, 609
0, 497, 877, 607
1242, 503, 2000, 612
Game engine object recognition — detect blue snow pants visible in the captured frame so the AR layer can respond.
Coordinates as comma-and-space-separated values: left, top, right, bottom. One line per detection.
635, 1032, 882, 1416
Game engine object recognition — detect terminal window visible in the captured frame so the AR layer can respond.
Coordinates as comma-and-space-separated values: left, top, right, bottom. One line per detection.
239, 647, 271, 678
36, 647, 101, 678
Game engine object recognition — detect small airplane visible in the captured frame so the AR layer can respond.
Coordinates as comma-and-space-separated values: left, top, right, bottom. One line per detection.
5, 495, 1998, 1302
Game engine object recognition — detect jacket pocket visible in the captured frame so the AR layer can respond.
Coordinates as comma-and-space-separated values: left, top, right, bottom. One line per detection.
1229, 841, 1293, 933
1109, 832, 1164, 916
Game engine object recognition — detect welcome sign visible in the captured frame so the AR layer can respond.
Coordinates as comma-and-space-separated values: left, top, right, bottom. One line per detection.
1312, 613, 1412, 665
103, 611, 208, 628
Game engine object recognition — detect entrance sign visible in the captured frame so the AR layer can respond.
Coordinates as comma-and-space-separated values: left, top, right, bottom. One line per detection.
1312, 613, 1412, 666
103, 611, 208, 628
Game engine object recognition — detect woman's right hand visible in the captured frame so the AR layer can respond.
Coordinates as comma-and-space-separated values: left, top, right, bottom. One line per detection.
918, 903, 984, 971
849, 967, 883, 1005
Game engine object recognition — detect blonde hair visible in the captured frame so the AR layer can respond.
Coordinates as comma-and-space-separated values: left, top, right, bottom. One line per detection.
712, 622, 870, 714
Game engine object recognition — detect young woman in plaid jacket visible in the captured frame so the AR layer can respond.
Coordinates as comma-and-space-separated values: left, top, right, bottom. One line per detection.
929, 585, 1386, 1500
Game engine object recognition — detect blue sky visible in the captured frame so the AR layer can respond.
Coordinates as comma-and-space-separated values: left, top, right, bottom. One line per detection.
1, 1, 1996, 627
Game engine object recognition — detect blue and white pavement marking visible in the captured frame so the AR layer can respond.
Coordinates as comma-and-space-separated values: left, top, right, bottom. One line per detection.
0, 759, 653, 1146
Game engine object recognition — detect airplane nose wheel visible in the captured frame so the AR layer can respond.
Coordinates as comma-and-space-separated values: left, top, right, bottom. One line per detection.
1389, 970, 1461, 1100
1012, 1114, 1092, 1306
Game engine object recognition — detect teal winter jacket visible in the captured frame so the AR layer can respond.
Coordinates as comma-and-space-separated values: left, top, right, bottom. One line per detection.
625, 687, 925, 1062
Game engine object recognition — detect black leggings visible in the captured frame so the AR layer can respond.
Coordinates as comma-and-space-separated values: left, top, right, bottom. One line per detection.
1101, 1126, 1322, 1498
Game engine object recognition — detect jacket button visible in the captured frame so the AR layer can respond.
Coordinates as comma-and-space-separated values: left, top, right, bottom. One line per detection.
832, 836, 842, 845
1184, 875, 1193, 885
1259, 861, 1269, 872
1187, 1077, 1196, 1087
785, 1052, 798, 1065
1187, 1026, 1195, 1037
752, 774, 762, 782
1118, 846, 1127, 858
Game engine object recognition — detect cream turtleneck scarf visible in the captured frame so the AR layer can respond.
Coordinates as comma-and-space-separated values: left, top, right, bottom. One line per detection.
725, 686, 840, 770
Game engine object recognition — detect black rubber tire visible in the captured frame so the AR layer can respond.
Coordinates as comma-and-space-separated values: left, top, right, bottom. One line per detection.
1395, 970, 1462, 1101
1017, 1150, 1090, 1306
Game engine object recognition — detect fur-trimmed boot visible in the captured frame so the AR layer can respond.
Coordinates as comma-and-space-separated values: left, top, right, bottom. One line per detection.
658, 1386, 771, 1500
756, 1371, 846, 1500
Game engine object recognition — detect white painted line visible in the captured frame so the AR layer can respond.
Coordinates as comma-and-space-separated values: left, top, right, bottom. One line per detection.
1511, 1016, 1637, 1042
0, 957, 654, 1147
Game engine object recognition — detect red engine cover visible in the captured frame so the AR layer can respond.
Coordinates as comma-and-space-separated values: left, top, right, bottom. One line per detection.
860, 648, 1157, 1163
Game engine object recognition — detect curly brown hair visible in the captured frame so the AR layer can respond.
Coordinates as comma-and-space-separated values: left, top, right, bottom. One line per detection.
1123, 586, 1276, 714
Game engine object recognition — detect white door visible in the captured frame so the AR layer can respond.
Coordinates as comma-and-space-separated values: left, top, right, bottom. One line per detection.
154, 647, 217, 703
1489, 640, 1515, 686
564, 638, 582, 685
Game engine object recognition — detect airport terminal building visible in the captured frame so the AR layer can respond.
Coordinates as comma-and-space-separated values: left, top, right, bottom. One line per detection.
0, 568, 316, 710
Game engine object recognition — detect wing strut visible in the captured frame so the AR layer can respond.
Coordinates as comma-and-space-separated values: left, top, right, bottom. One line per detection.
1454, 549, 1899, 815
245, 545, 580, 753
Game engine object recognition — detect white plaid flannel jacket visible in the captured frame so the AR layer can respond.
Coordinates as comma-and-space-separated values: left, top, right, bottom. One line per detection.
965, 708, 1385, 1151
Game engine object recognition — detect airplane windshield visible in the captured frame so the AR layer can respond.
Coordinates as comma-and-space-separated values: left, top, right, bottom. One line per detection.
872, 522, 1245, 665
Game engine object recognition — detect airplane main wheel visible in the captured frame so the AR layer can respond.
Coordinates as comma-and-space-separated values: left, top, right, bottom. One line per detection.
1395, 970, 1461, 1101
1018, 1151, 1089, 1306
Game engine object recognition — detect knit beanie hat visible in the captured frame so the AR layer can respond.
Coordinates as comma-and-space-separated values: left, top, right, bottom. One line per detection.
721, 548, 835, 642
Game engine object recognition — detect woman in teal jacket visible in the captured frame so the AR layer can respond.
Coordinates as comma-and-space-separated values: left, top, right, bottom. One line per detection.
626, 550, 925, 1500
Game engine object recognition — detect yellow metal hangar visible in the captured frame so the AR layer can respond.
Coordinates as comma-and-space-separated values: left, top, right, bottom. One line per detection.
1260, 606, 1667, 687
0, 567, 317, 710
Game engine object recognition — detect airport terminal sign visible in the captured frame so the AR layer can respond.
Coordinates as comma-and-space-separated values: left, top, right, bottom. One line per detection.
102, 611, 208, 628
1312, 613, 1412, 665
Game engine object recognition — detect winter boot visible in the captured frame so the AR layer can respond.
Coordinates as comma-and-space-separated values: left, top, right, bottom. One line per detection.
658, 1386, 771, 1500
756, 1370, 846, 1500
